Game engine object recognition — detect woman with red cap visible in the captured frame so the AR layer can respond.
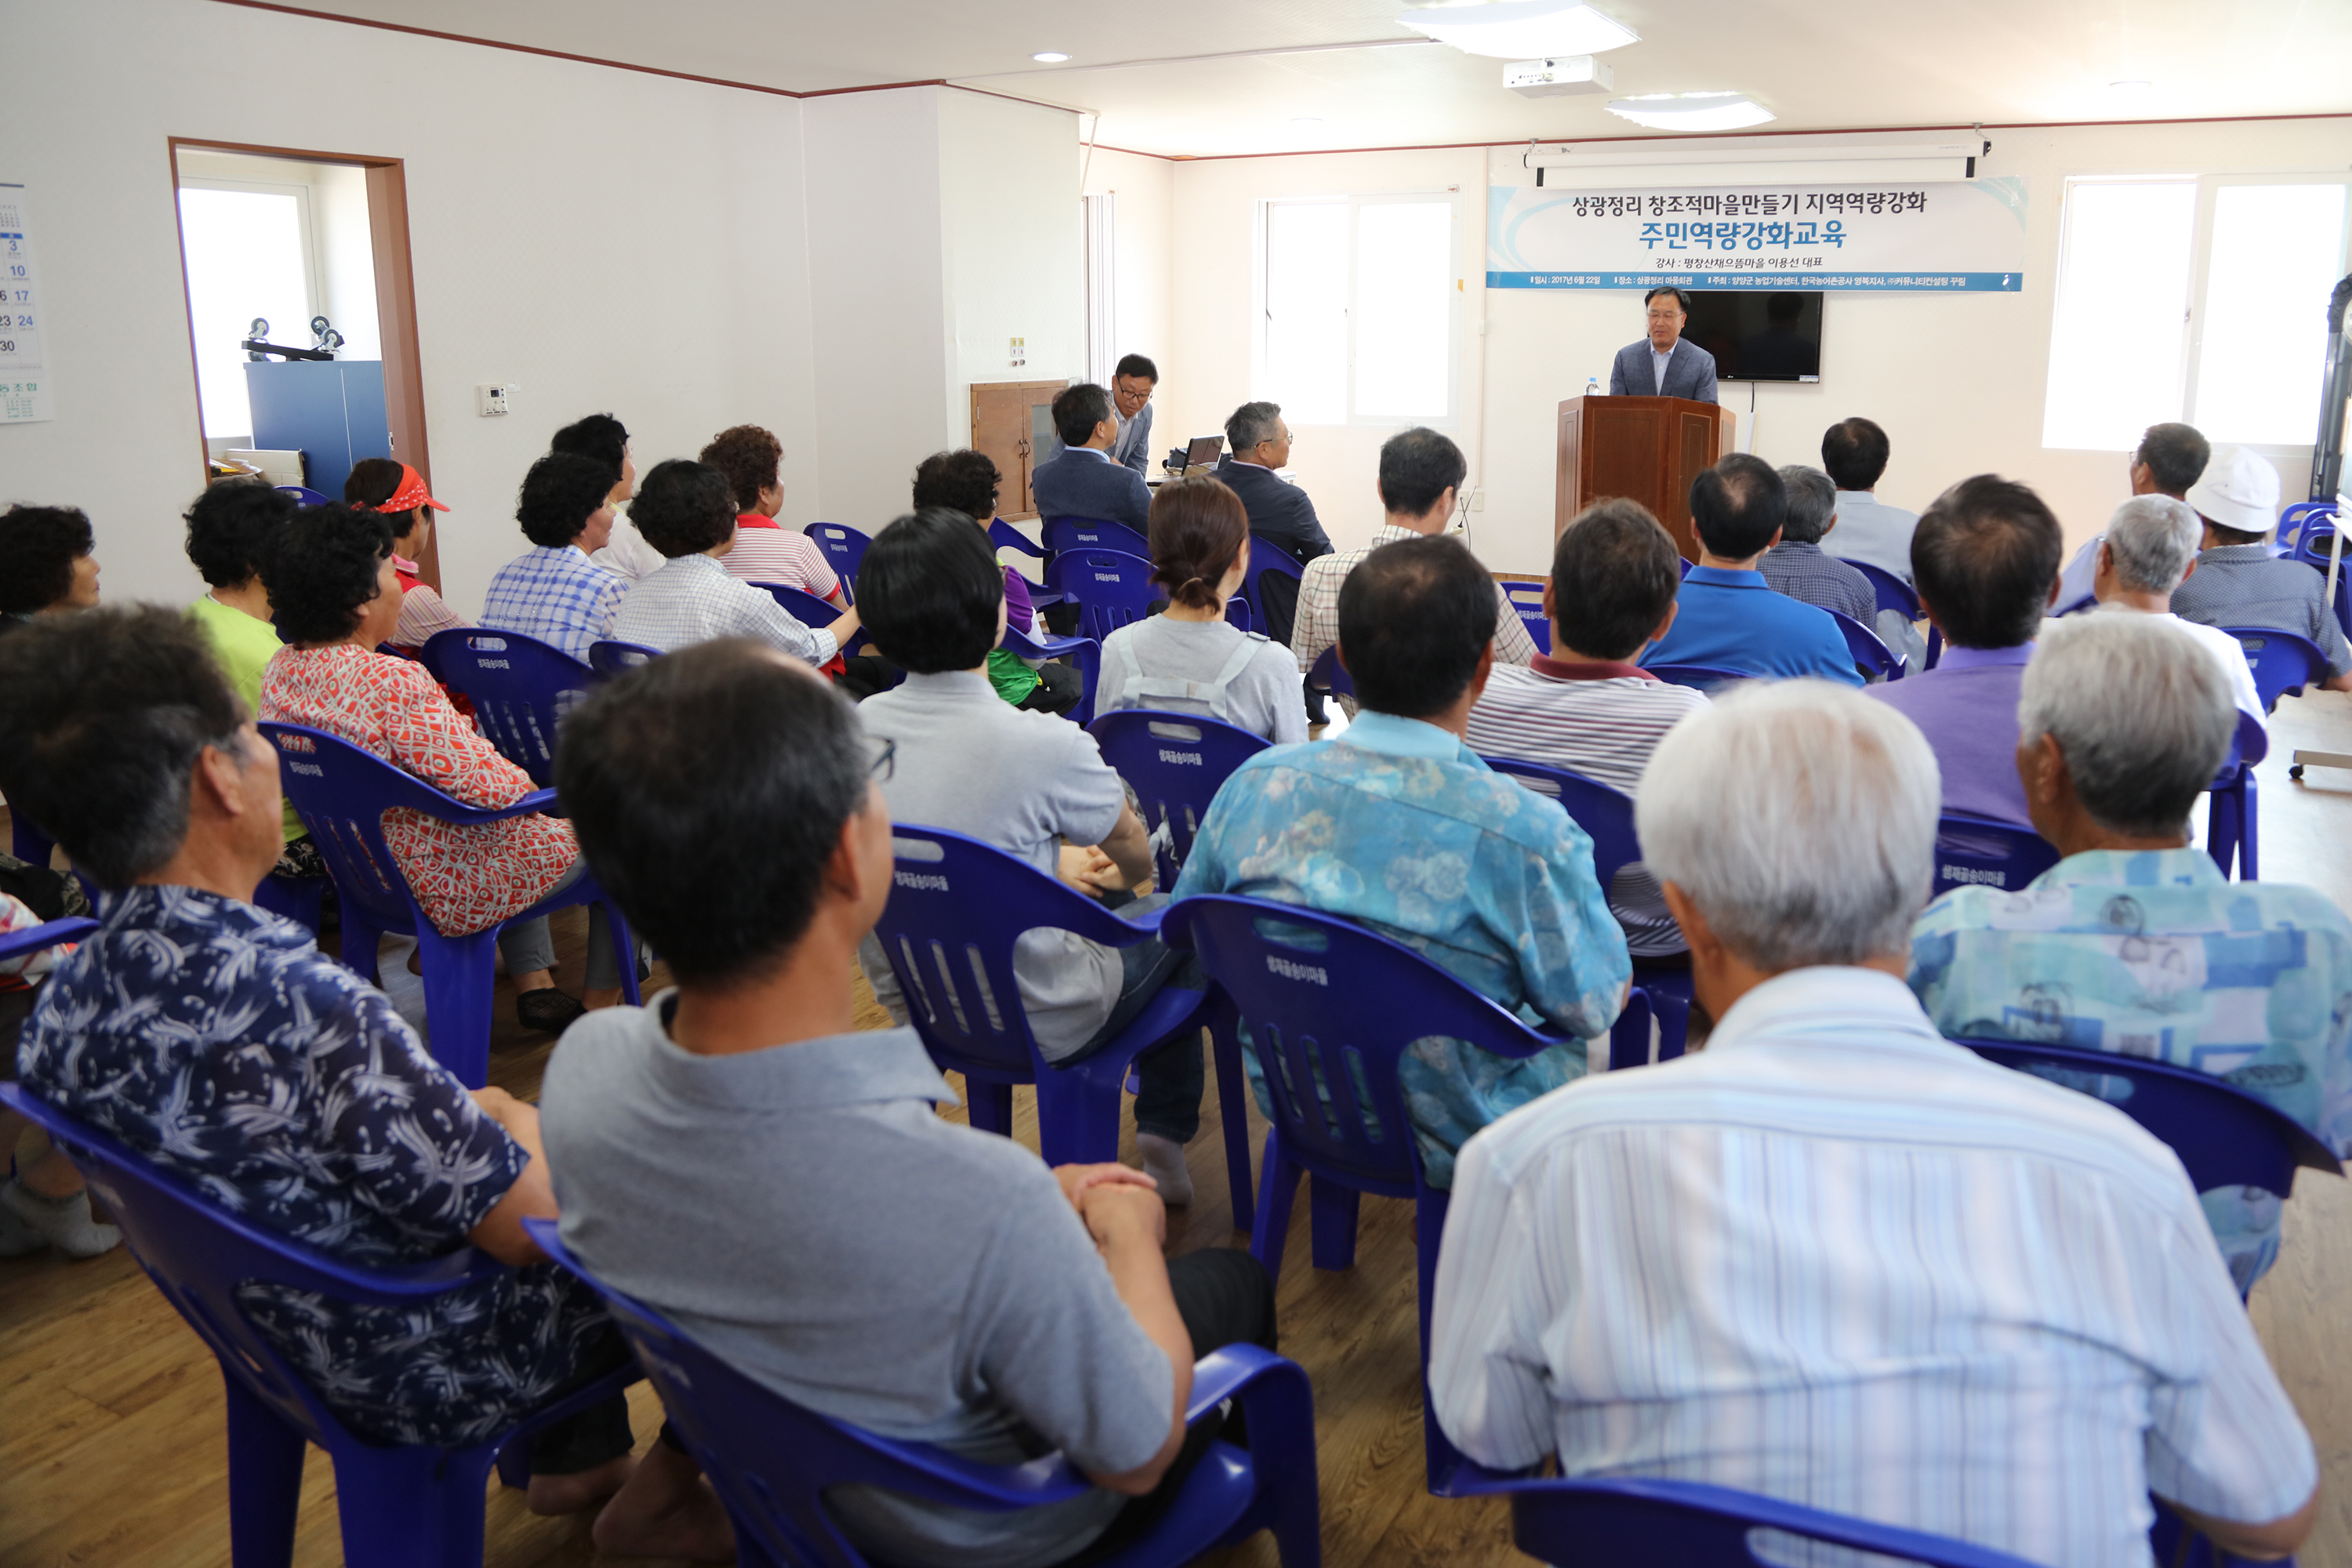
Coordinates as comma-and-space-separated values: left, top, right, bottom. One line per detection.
347, 459, 470, 651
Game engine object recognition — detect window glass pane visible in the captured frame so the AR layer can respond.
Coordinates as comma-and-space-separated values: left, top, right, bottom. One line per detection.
1353, 201, 1453, 419
2042, 181, 2195, 450
1262, 200, 1348, 426
178, 187, 311, 441
2192, 183, 2350, 446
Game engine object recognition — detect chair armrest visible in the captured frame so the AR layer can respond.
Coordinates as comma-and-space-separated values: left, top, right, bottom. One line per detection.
1183, 1343, 1304, 1422
430, 786, 562, 826
0, 916, 99, 965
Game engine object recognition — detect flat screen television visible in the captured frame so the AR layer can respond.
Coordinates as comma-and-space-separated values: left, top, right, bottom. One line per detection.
1682, 289, 1824, 383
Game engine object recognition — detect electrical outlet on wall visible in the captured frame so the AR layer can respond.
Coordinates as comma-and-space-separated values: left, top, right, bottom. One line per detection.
1010, 336, 1025, 368
475, 383, 514, 417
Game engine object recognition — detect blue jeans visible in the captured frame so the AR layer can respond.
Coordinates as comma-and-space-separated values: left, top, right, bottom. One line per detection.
1074, 891, 1204, 1145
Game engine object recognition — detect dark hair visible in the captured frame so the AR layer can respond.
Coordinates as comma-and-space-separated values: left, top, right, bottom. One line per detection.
0, 604, 246, 886
858, 508, 1007, 673
2136, 422, 2211, 496
1114, 354, 1159, 383
343, 457, 406, 510
1338, 535, 1497, 720
1377, 427, 1466, 518
1911, 475, 2064, 651
263, 504, 395, 645
557, 640, 871, 985
516, 452, 615, 549
700, 424, 783, 513
550, 412, 630, 480
1226, 401, 1283, 456
0, 505, 96, 613
911, 449, 1001, 522
1051, 383, 1114, 448
1644, 286, 1691, 311
1552, 499, 1681, 662
183, 480, 296, 590
631, 460, 739, 557
1820, 417, 1892, 492
1690, 452, 1787, 559
1147, 477, 1249, 610
1774, 464, 1838, 544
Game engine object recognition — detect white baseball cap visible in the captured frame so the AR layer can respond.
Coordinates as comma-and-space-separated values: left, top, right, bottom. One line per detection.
2184, 445, 2281, 535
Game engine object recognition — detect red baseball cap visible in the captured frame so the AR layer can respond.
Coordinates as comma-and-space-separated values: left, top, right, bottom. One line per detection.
375, 464, 449, 514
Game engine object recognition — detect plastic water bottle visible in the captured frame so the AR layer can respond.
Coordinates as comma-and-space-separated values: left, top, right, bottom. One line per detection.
1585, 376, 1600, 398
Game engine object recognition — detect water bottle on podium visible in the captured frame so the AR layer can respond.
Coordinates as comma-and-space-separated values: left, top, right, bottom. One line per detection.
1585, 376, 1599, 399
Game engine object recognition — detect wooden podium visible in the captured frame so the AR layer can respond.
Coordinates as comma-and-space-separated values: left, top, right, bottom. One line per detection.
1555, 395, 1737, 562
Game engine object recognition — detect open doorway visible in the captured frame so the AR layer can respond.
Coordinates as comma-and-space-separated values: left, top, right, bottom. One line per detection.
168, 140, 437, 586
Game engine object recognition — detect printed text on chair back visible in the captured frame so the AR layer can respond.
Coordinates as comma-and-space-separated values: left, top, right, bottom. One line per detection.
419, 628, 590, 786
1932, 812, 2060, 895
1089, 711, 1269, 890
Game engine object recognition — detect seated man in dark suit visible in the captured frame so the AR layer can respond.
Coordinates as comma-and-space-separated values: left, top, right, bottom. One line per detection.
1029, 383, 1152, 532
1215, 399, 1334, 718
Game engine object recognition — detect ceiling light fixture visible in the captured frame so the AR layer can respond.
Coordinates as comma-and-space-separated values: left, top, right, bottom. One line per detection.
1605, 92, 1775, 132
1399, 0, 1638, 60
1031, 51, 1069, 63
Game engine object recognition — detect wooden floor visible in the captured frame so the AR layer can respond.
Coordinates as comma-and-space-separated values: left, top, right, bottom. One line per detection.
7, 687, 2352, 1566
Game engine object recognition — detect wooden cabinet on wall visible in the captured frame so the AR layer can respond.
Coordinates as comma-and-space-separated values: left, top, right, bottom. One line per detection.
971, 380, 1066, 519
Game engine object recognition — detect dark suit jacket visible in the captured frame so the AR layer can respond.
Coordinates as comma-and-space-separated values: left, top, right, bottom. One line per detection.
1030, 448, 1152, 530
1111, 402, 1154, 475
1214, 459, 1333, 566
1607, 338, 1719, 402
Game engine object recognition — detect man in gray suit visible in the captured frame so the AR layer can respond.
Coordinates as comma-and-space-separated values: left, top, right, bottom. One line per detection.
1109, 354, 1158, 475
1608, 286, 1719, 402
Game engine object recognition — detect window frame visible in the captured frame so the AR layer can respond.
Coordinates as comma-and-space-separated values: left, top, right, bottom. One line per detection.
176, 174, 325, 336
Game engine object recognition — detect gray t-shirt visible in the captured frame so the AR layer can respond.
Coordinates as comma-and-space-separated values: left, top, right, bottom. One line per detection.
1095, 615, 1306, 745
856, 670, 1126, 1058
541, 1007, 1174, 1568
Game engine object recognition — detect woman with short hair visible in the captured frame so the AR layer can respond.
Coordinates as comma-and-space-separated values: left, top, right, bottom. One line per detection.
346, 458, 470, 650
0, 503, 100, 627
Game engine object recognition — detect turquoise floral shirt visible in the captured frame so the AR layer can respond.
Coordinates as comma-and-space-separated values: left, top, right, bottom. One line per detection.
1909, 847, 2352, 1291
1172, 712, 1632, 1187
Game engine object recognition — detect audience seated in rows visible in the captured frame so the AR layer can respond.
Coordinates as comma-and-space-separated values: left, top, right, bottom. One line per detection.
1464, 497, 1704, 957
557, 412, 662, 581
698, 423, 844, 601
0, 605, 731, 1560
1862, 474, 2063, 825
259, 505, 622, 1033
1175, 534, 1631, 1189
481, 451, 630, 663
1822, 416, 1921, 585
2172, 445, 2352, 690
2057, 420, 2212, 604
1290, 427, 1534, 720
345, 457, 470, 650
2087, 495, 2265, 726
543, 637, 1275, 1568
1759, 463, 1877, 624
851, 510, 1207, 1199
1429, 676, 2320, 1567
0, 502, 101, 628
1029, 383, 1152, 532
1911, 612, 2352, 1290
1095, 475, 1305, 743
911, 448, 1083, 715
1641, 453, 1863, 685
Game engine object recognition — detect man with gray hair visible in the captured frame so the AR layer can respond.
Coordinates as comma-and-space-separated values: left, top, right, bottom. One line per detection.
2090, 493, 2264, 726
1759, 463, 1924, 672
2056, 420, 2212, 604
1430, 677, 2318, 1566
1912, 612, 2352, 1294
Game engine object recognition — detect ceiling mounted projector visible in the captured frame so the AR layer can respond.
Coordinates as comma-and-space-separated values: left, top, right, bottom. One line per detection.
1605, 92, 1775, 131
1505, 56, 1613, 97
1400, 0, 1639, 60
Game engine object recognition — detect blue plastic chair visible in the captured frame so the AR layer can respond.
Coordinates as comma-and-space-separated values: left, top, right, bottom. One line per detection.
1646, 662, 1753, 694
2053, 592, 2098, 617
0, 1083, 638, 1568
1087, 710, 1271, 894
2227, 626, 2330, 713
1933, 811, 2060, 898
274, 485, 332, 506
1502, 579, 1551, 654
419, 628, 594, 786
1159, 893, 1577, 1489
256, 722, 641, 1087
755, 581, 867, 659
1840, 557, 1921, 622
1000, 619, 1102, 724
1041, 515, 1150, 557
1045, 547, 1160, 652
0, 914, 96, 964
2205, 707, 2269, 881
869, 826, 1235, 1192
1305, 644, 1355, 701
10, 812, 56, 870
588, 639, 662, 677
1480, 756, 1693, 1069
522, 1218, 1319, 1568
1242, 540, 1308, 646
987, 517, 1065, 609
804, 522, 869, 601
1828, 607, 1903, 682
2278, 501, 2337, 555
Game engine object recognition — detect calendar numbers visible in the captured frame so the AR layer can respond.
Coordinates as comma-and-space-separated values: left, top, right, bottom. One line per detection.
0, 185, 52, 423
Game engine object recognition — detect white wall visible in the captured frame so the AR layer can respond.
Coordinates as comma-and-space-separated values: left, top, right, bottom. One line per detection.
1085, 147, 1174, 408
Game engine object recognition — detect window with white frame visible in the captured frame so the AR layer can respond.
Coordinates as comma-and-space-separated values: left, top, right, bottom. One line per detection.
1258, 194, 1458, 426
2043, 174, 2351, 452
177, 180, 320, 442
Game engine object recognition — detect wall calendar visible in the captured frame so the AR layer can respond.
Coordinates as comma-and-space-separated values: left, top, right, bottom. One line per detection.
0, 183, 52, 423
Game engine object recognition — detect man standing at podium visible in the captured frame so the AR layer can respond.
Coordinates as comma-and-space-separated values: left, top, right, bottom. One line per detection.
1607, 287, 1719, 403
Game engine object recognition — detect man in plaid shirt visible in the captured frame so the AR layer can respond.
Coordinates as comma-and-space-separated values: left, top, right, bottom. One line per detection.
481, 452, 630, 663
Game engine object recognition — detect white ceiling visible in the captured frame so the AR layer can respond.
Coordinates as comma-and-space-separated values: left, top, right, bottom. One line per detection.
274, 0, 2352, 157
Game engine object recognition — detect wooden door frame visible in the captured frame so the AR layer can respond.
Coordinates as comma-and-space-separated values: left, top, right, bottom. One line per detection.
167, 138, 439, 590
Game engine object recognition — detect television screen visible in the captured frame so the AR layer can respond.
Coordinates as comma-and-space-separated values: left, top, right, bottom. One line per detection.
1682, 289, 1823, 383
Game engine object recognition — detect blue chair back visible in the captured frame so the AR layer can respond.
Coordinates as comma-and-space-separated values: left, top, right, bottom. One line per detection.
757, 581, 866, 657
2226, 626, 2330, 712
1088, 710, 1270, 890
2278, 501, 2336, 554
274, 485, 332, 506
1828, 608, 1902, 681
418, 628, 593, 786
588, 639, 662, 676
1045, 547, 1160, 646
804, 522, 870, 599
1646, 663, 1752, 694
1240, 538, 1308, 642
1501, 579, 1551, 654
1041, 515, 1150, 557
2292, 521, 2343, 571
1306, 644, 1354, 699
0, 915, 96, 965
1839, 557, 1921, 622
989, 517, 1048, 561
1933, 812, 2060, 897
2053, 592, 2098, 617
1499, 1476, 2045, 1568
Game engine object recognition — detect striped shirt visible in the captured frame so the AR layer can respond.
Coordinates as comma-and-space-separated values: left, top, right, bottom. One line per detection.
389, 554, 470, 649
724, 517, 841, 599
612, 550, 837, 665
481, 545, 629, 664
1429, 965, 2316, 1568
1291, 521, 1537, 681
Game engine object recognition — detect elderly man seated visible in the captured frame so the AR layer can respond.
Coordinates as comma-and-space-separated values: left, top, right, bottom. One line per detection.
2086, 494, 2265, 728
0, 606, 729, 1559
1911, 612, 2352, 1290
1429, 677, 2318, 1567
1174, 534, 1631, 1189
2170, 444, 2352, 692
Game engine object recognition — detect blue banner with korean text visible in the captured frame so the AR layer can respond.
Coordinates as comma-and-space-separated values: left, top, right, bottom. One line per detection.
1487, 178, 2027, 292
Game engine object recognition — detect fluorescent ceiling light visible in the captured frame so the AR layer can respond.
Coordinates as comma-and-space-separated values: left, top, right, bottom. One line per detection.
1031, 51, 1069, 63
1399, 1, 1638, 60
1605, 92, 1775, 131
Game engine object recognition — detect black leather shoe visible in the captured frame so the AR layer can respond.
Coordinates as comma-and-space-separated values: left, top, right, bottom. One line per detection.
516, 988, 587, 1035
